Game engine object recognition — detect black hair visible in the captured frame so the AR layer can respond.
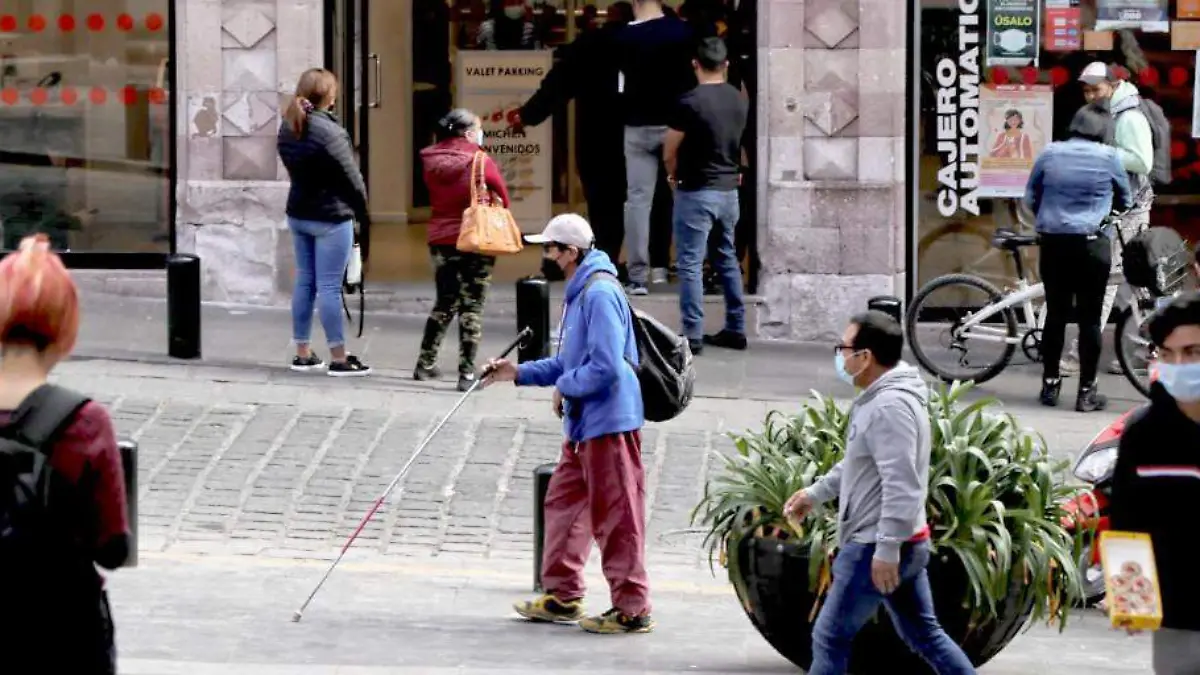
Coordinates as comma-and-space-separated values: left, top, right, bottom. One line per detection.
695, 37, 728, 72
435, 108, 476, 142
1149, 291, 1200, 348
1067, 103, 1113, 144
849, 310, 904, 368
1004, 108, 1024, 129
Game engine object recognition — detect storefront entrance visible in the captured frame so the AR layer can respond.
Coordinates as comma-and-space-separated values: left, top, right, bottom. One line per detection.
325, 0, 760, 290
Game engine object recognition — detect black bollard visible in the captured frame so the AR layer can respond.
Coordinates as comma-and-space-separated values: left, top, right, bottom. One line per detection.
119, 440, 138, 568
532, 462, 556, 592
868, 295, 903, 324
516, 276, 550, 363
167, 254, 202, 359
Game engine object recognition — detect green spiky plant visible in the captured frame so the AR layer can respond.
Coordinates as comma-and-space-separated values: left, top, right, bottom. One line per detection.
690, 381, 1086, 629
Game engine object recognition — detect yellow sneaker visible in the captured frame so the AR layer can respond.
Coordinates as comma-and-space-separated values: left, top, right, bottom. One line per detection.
512, 594, 585, 623
578, 608, 655, 634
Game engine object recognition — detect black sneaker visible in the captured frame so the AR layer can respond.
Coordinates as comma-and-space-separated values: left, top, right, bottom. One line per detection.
413, 364, 442, 381
457, 373, 479, 392
1039, 378, 1061, 407
688, 338, 703, 356
290, 354, 325, 372
1076, 383, 1108, 413
329, 355, 371, 377
703, 330, 748, 351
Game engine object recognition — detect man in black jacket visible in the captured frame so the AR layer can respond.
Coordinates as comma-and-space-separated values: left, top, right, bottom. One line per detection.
1110, 291, 1200, 673
512, 7, 632, 267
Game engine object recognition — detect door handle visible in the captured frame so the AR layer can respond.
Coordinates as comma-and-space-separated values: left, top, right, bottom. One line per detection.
369, 53, 382, 108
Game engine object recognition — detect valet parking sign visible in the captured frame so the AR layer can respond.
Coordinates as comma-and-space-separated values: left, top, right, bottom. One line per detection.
456, 51, 553, 234
986, 0, 1039, 67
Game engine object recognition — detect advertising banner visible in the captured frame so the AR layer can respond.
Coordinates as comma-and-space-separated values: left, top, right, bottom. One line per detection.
979, 85, 1054, 198
987, 0, 1040, 66
1095, 0, 1169, 32
456, 51, 553, 233
1044, 0, 1082, 52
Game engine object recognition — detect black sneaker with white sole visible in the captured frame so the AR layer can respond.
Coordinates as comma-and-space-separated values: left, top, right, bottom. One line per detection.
328, 355, 371, 377
290, 354, 325, 372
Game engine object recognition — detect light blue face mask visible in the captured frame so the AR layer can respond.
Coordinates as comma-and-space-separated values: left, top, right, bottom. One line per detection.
1156, 362, 1200, 403
834, 350, 858, 386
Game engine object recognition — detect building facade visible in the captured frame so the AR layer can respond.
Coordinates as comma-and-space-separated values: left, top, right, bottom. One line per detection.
0, 0, 907, 342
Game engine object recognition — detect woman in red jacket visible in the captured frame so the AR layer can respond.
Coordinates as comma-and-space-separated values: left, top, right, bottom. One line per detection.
417, 108, 512, 391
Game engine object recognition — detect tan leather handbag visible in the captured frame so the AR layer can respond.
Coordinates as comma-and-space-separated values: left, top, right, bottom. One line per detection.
457, 151, 524, 255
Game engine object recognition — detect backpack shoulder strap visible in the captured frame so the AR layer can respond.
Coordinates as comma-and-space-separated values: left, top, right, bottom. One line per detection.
1, 384, 92, 453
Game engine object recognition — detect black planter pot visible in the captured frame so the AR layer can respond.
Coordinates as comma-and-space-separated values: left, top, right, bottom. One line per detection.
732, 536, 1035, 674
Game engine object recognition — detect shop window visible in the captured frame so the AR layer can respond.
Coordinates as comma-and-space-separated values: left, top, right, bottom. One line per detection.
914, 0, 1198, 302
0, 2, 171, 253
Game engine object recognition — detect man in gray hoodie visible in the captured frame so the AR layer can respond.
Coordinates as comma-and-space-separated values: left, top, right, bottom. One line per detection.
786, 311, 976, 675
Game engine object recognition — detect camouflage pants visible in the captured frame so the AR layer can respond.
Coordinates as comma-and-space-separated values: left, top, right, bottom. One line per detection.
418, 245, 495, 374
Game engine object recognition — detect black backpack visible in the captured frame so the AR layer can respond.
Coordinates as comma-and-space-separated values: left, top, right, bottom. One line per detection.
1120, 98, 1173, 187
1120, 226, 1191, 295
0, 384, 91, 570
581, 273, 696, 423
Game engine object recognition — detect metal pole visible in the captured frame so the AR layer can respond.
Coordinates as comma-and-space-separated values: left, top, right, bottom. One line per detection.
532, 462, 556, 592
516, 276, 551, 363
166, 253, 202, 359
119, 440, 138, 568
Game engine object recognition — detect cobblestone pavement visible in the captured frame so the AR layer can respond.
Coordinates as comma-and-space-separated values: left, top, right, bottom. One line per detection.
59, 357, 1120, 569
49, 360, 1150, 673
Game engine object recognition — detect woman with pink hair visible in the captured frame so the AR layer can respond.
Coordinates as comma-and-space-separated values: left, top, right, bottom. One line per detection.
0, 235, 129, 673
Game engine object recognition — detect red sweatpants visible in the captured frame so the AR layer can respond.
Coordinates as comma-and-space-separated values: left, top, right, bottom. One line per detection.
540, 430, 651, 616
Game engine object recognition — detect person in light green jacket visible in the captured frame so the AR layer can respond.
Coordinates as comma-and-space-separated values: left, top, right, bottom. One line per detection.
1061, 62, 1157, 377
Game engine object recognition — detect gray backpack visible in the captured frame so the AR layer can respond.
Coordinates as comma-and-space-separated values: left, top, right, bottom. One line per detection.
1120, 98, 1172, 187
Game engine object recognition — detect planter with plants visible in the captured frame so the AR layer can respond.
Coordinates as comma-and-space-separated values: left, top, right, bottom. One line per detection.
691, 382, 1086, 674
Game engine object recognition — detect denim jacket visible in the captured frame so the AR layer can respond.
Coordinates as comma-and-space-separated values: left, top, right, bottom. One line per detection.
1024, 138, 1133, 236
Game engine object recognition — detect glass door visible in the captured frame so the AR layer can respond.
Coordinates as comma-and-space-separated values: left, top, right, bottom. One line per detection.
328, 0, 373, 258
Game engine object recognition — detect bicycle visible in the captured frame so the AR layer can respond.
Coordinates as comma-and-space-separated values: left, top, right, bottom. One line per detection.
905, 220, 1162, 397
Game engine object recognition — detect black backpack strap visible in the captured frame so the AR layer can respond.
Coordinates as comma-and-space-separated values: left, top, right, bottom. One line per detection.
2, 384, 91, 453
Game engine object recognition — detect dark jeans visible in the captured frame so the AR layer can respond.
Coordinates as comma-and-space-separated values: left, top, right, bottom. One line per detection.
673, 189, 745, 341
650, 166, 674, 270
1039, 233, 1112, 385
582, 166, 626, 266
809, 541, 976, 675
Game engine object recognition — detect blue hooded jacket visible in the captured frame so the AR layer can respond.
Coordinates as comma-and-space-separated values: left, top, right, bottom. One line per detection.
516, 250, 643, 442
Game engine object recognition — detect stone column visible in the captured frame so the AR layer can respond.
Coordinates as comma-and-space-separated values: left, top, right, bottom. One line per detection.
175, 0, 322, 303
756, 0, 908, 341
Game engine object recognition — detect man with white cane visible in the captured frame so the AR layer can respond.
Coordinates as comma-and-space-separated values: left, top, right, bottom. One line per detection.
484, 213, 653, 634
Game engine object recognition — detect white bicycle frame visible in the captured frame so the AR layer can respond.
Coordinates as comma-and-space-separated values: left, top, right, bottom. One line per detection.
952, 277, 1046, 345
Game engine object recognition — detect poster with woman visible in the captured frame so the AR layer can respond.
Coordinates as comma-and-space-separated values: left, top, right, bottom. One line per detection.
979, 84, 1053, 198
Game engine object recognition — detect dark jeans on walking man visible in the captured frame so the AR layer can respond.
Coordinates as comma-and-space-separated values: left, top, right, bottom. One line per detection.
1038, 233, 1112, 386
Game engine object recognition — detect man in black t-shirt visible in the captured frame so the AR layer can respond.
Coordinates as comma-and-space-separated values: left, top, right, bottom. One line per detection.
664, 37, 748, 354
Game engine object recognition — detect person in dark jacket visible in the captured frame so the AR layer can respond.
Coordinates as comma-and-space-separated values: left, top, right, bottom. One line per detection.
277, 67, 371, 377
1023, 103, 1131, 411
417, 108, 512, 391
0, 235, 130, 674
512, 4, 632, 267
1110, 291, 1200, 674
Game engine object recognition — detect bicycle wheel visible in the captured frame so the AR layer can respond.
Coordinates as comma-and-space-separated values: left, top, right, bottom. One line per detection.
905, 274, 1019, 385
1115, 306, 1154, 399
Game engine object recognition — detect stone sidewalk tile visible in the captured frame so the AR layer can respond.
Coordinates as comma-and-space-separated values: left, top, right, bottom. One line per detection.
107, 552, 1152, 674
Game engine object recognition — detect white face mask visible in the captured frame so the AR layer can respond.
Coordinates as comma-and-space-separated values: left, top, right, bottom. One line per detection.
470, 128, 485, 146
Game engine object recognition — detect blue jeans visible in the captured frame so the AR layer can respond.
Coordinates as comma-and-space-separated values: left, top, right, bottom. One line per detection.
288, 217, 353, 349
809, 541, 977, 675
673, 189, 744, 342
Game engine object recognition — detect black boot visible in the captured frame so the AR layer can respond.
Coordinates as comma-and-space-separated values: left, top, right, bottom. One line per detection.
1039, 378, 1061, 407
1076, 382, 1109, 413
413, 364, 442, 381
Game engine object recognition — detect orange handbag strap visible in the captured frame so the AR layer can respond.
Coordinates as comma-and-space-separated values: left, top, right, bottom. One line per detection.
469, 151, 490, 207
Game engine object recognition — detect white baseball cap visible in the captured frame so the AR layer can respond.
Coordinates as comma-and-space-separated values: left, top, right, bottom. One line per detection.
525, 213, 595, 249
1079, 61, 1115, 85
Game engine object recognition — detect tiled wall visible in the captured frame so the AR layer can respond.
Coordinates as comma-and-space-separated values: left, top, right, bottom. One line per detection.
175, 0, 321, 302
756, 0, 908, 341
